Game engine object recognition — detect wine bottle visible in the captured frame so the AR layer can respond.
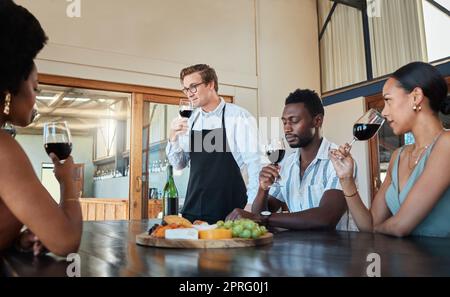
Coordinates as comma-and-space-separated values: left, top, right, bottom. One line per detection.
162, 165, 179, 216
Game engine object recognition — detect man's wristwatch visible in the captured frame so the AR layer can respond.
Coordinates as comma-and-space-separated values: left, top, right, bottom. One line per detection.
260, 211, 272, 227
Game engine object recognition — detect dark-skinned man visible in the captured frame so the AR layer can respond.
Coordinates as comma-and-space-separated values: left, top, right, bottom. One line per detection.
227, 89, 354, 231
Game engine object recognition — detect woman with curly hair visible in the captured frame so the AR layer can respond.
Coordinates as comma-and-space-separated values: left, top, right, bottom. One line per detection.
0, 0, 82, 256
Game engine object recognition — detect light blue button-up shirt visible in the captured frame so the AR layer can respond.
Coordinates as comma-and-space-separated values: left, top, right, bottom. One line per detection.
269, 137, 355, 230
166, 98, 267, 202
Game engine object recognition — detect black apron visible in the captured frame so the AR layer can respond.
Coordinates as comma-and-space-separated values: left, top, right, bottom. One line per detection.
182, 104, 247, 224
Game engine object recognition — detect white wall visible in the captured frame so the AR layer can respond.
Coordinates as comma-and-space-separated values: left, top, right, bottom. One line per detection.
16, 0, 259, 116
322, 98, 372, 208
422, 0, 450, 62
257, 0, 321, 117
16, 0, 320, 120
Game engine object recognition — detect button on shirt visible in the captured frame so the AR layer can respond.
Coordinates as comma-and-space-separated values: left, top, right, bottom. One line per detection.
166, 98, 266, 202
269, 137, 355, 230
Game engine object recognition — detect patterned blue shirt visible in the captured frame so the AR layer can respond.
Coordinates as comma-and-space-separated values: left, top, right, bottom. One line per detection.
269, 137, 355, 230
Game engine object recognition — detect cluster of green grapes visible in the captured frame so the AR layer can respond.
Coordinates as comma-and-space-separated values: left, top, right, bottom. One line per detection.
216, 219, 268, 239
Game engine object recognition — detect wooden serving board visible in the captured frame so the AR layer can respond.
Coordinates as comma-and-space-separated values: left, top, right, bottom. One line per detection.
136, 232, 273, 249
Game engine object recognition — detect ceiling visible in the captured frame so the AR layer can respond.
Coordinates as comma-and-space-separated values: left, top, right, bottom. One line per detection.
16, 85, 131, 135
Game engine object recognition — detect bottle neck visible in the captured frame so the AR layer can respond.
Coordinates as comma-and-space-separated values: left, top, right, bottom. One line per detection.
167, 166, 173, 181
164, 165, 178, 198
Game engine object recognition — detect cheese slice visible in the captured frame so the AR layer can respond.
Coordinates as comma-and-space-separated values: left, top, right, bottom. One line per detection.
165, 228, 199, 240
199, 229, 232, 240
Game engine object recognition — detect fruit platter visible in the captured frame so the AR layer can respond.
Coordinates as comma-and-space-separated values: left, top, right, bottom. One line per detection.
136, 215, 273, 249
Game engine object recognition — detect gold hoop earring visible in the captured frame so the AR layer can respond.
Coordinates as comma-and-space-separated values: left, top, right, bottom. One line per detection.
3, 93, 11, 115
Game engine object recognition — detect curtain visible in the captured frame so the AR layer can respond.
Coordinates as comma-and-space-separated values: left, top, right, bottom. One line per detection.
368, 0, 428, 77
318, 0, 428, 92
318, 0, 367, 92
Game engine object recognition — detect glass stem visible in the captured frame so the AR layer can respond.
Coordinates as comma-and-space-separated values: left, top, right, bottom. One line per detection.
348, 138, 356, 148
344, 138, 356, 153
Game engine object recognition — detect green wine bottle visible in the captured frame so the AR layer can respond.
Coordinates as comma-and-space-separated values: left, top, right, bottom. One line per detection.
162, 165, 179, 216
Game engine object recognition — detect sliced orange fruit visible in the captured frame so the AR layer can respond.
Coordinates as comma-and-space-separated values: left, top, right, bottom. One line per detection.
199, 229, 232, 240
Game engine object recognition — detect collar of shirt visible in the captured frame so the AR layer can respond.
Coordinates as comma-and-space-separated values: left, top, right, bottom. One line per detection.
294, 137, 334, 166
200, 97, 225, 118
190, 97, 225, 130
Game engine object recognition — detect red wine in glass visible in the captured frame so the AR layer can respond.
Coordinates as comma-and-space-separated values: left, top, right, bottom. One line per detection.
45, 142, 73, 160
266, 149, 286, 164
43, 121, 72, 161
179, 110, 193, 118
179, 99, 194, 118
353, 123, 381, 141
348, 109, 385, 148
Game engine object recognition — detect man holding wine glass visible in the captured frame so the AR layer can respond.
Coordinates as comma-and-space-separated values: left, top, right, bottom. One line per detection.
227, 89, 352, 231
166, 64, 265, 224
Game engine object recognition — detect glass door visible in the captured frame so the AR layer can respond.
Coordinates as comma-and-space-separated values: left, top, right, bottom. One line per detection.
128, 92, 233, 219
141, 101, 191, 218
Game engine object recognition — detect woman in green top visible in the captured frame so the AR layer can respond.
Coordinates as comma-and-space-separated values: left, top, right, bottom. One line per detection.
330, 62, 450, 237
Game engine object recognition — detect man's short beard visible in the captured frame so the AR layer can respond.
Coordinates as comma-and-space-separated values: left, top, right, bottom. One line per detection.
289, 135, 314, 148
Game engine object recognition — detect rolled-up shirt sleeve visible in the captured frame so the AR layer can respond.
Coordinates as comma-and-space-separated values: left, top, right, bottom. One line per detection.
166, 139, 190, 170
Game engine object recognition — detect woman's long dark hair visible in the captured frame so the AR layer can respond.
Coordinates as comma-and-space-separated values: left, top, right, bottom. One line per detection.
391, 62, 449, 115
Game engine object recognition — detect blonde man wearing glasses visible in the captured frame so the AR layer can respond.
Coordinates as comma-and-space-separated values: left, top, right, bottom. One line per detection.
166, 64, 265, 224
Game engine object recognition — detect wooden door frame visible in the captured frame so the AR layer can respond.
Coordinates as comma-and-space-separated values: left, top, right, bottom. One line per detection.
39, 73, 233, 220
137, 94, 233, 219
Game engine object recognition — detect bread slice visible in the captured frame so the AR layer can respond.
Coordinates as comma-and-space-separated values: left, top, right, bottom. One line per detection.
163, 215, 193, 227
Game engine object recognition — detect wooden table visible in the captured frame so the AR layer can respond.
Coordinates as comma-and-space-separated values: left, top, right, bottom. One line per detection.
2, 220, 450, 277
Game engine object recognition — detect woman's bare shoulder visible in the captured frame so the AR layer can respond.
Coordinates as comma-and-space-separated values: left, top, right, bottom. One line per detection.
0, 131, 29, 168
434, 130, 450, 149
442, 130, 450, 142
0, 130, 23, 151
426, 130, 450, 162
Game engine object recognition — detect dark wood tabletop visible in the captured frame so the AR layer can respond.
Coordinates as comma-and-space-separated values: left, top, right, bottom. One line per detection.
2, 219, 450, 277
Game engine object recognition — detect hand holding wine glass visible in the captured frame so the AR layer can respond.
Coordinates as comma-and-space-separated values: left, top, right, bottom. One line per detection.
179, 98, 194, 118
43, 121, 72, 161
43, 121, 75, 184
264, 138, 286, 188
329, 108, 384, 179
329, 144, 355, 179
173, 98, 194, 138
169, 117, 189, 142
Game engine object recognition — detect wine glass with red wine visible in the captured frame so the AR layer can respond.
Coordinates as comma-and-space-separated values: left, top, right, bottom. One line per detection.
43, 121, 72, 161
349, 108, 385, 148
179, 99, 194, 118
265, 138, 286, 188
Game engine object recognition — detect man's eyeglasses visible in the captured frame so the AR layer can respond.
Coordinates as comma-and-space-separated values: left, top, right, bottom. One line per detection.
182, 82, 206, 95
